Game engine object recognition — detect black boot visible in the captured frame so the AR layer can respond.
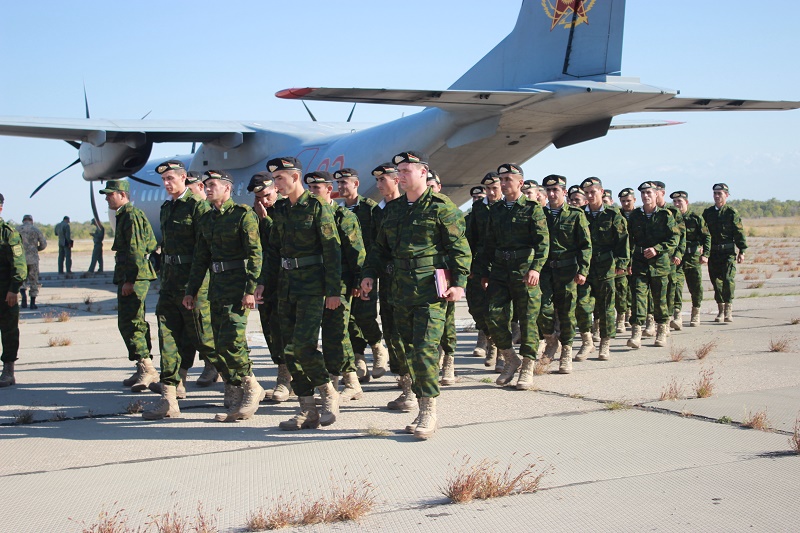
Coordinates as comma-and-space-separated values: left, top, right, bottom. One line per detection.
30, 297, 37, 310
20, 289, 27, 308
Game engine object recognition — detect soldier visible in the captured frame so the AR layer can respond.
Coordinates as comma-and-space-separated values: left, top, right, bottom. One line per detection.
521, 180, 538, 202
361, 151, 470, 439
476, 163, 549, 390
17, 214, 46, 309
185, 172, 207, 200
616, 188, 636, 332
88, 218, 104, 273
469, 185, 486, 203
538, 175, 592, 374
578, 177, 629, 361
100, 180, 159, 392
305, 171, 365, 401
626, 181, 680, 348
335, 168, 389, 382
568, 185, 587, 208
260, 157, 341, 430
670, 191, 710, 327
54, 215, 72, 274
143, 160, 218, 420
602, 190, 615, 207
702, 183, 746, 322
0, 194, 27, 387
568, 184, 593, 349
654, 181, 686, 332
536, 185, 548, 207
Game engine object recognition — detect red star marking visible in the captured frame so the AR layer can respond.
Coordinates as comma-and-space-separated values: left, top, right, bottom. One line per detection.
550, 0, 588, 31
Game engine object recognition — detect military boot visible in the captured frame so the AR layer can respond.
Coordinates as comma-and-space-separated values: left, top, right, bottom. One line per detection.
690, 306, 701, 327
616, 313, 626, 333
387, 374, 416, 411
236, 374, 265, 420
223, 382, 236, 408
472, 330, 488, 358
558, 345, 573, 374
266, 364, 294, 402
413, 397, 438, 440
542, 333, 561, 360
131, 358, 159, 393
122, 363, 143, 387
670, 309, 683, 331
354, 353, 370, 384
405, 400, 423, 434
371, 342, 389, 379
494, 350, 505, 373
142, 384, 180, 420
196, 360, 219, 387
29, 297, 37, 310
0, 362, 15, 387
598, 338, 611, 361
176, 368, 188, 399
339, 371, 363, 402
627, 325, 642, 349
625, 309, 632, 327
515, 357, 535, 390
654, 323, 668, 347
511, 321, 521, 345
440, 354, 456, 386
724, 303, 733, 323
279, 396, 320, 430
19, 289, 27, 308
484, 336, 497, 367
715, 303, 724, 323
643, 315, 656, 337
592, 319, 601, 343
575, 332, 595, 361
496, 347, 521, 385
215, 385, 243, 422
318, 381, 339, 426
438, 346, 445, 369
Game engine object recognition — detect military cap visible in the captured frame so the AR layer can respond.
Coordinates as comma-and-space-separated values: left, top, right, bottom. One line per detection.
637, 181, 658, 191
580, 176, 603, 189
669, 190, 688, 200
426, 169, 441, 184
497, 163, 523, 176
652, 180, 666, 190
371, 163, 397, 177
22, 214, 32, 222
185, 171, 202, 185
333, 168, 358, 180
521, 179, 539, 191
392, 151, 427, 166
247, 171, 274, 192
568, 185, 586, 197
603, 189, 613, 198
542, 174, 567, 188
470, 185, 486, 196
712, 183, 730, 193
0, 193, 4, 205
481, 171, 500, 185
618, 188, 635, 198
98, 179, 130, 194
155, 159, 185, 174
202, 169, 233, 183
304, 171, 334, 185
266, 156, 302, 173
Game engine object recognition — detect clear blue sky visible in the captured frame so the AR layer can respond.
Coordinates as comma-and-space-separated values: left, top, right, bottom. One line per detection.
1, 1, 798, 224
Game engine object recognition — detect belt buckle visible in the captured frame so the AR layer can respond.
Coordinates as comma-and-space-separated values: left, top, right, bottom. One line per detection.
211, 262, 222, 273
282, 258, 296, 270
385, 263, 393, 275
501, 251, 512, 260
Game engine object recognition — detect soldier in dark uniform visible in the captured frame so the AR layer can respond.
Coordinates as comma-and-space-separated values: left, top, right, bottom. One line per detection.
602, 190, 615, 207
616, 188, 636, 332
0, 194, 27, 387
88, 218, 104, 273
702, 183, 746, 322
183, 170, 264, 422
670, 191, 710, 327
569, 184, 596, 357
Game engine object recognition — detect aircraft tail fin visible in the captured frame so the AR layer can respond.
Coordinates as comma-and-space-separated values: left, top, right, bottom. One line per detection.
449, 0, 626, 91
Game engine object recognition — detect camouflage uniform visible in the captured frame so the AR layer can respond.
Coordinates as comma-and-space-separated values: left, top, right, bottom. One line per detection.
113, 203, 158, 361
377, 205, 406, 376
186, 198, 261, 385
363, 187, 471, 398
266, 190, 341, 397
466, 198, 493, 337
702, 204, 747, 304
17, 221, 46, 298
0, 219, 26, 364
664, 204, 686, 311
476, 195, 549, 358
679, 211, 711, 308
89, 223, 104, 273
256, 203, 285, 365
156, 189, 217, 386
54, 219, 72, 274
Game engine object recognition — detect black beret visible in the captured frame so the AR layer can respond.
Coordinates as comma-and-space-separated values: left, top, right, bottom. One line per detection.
470, 186, 486, 196
580, 177, 603, 189
392, 151, 427, 166
481, 172, 500, 185
603, 189, 613, 198
304, 171, 334, 185
670, 190, 688, 200
638, 181, 658, 191
202, 170, 234, 183
185, 171, 203, 185
618, 188, 635, 198
266, 157, 302, 173
652, 181, 666, 190
333, 168, 358, 180
155, 159, 185, 174
542, 174, 567, 188
712, 183, 730, 193
497, 163, 523, 176
426, 169, 441, 184
371, 163, 398, 177
568, 185, 586, 197
247, 171, 274, 192
0, 193, 5, 205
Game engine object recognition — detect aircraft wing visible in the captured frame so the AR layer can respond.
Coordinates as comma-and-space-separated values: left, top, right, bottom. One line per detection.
642, 97, 800, 111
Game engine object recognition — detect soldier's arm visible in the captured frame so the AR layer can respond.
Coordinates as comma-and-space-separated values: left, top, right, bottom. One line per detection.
732, 209, 747, 253
654, 212, 680, 257
674, 212, 686, 260
7, 228, 27, 293
475, 210, 494, 280
342, 213, 366, 286
529, 205, 549, 273
186, 217, 212, 297
362, 218, 390, 284
700, 215, 711, 257
575, 211, 592, 278
317, 202, 342, 298
241, 209, 262, 295
37, 228, 47, 251
440, 206, 471, 289
613, 212, 630, 272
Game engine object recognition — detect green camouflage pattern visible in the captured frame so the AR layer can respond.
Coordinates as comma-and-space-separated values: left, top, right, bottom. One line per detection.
159, 189, 210, 291
112, 203, 157, 285
256, 211, 285, 365
0, 219, 26, 363
17, 222, 45, 297
395, 300, 447, 398
703, 204, 747, 303
278, 294, 328, 397
117, 280, 153, 361
679, 212, 711, 308
466, 199, 493, 333
209, 301, 252, 385
347, 196, 384, 354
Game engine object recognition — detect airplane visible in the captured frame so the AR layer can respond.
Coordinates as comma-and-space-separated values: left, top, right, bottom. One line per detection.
0, 0, 798, 239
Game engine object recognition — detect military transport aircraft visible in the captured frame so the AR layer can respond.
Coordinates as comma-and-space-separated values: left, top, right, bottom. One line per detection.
0, 0, 798, 236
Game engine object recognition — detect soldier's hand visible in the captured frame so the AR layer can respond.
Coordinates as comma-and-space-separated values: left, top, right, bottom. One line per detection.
254, 285, 265, 304
481, 277, 489, 290
182, 295, 196, 310
360, 278, 374, 296
121, 282, 134, 296
575, 274, 587, 285
253, 201, 268, 219
242, 293, 256, 309
525, 270, 540, 287
672, 256, 682, 266
352, 287, 361, 298
6, 291, 18, 307
614, 268, 626, 276
444, 286, 465, 302
627, 266, 632, 275
325, 296, 342, 310
700, 256, 709, 265
737, 252, 745, 264
643, 247, 657, 259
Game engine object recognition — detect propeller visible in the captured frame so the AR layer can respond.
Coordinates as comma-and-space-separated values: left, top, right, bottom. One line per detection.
347, 103, 356, 123
301, 100, 317, 122
29, 158, 81, 198
89, 181, 101, 225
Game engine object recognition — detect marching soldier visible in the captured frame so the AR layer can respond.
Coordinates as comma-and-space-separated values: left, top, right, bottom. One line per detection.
654, 181, 686, 331
616, 188, 636, 332
670, 191, 710, 327
183, 170, 264, 422
100, 180, 159, 392
0, 194, 27, 387
702, 183, 747, 322
361, 151, 470, 439
17, 214, 46, 309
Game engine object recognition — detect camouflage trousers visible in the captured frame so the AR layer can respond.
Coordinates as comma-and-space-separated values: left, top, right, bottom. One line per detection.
466, 274, 490, 333
258, 299, 284, 365
671, 261, 686, 311
0, 297, 20, 363
682, 257, 704, 308
89, 243, 103, 273
631, 272, 669, 326
348, 289, 383, 354
486, 274, 541, 358
587, 276, 616, 338
209, 301, 252, 385
379, 287, 408, 376
439, 301, 457, 355
708, 254, 737, 303
156, 289, 217, 386
278, 293, 329, 397
539, 266, 579, 345
322, 293, 356, 376
615, 274, 630, 315
576, 282, 594, 333
117, 281, 153, 361
22, 262, 40, 298
395, 300, 446, 398
666, 263, 679, 312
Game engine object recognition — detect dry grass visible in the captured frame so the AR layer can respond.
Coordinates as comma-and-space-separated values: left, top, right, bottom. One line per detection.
606, 400, 632, 410
441, 454, 550, 504
75, 508, 132, 533
146, 504, 219, 533
84, 294, 95, 305
14, 409, 35, 425
126, 400, 144, 414
694, 341, 717, 360
669, 345, 686, 362
790, 416, 800, 455
533, 356, 552, 375
48, 336, 72, 347
768, 336, 793, 353
659, 377, 683, 401
741, 409, 770, 431
49, 409, 68, 421
694, 367, 716, 398
39, 328, 50, 335
363, 425, 390, 437
56, 310, 72, 322
746, 281, 764, 289
41, 311, 55, 323
790, 317, 800, 325
247, 499, 294, 531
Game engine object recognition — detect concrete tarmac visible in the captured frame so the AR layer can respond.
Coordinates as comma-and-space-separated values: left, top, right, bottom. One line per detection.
2, 245, 800, 531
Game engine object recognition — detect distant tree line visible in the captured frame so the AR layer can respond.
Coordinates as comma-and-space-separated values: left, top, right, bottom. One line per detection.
9, 220, 114, 240
686, 199, 800, 218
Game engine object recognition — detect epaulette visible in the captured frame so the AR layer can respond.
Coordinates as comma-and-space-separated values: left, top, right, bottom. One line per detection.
235, 203, 253, 212
431, 191, 453, 205
361, 196, 378, 208
161, 200, 171, 208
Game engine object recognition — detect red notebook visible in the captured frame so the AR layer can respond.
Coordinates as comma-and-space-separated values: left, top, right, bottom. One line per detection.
435, 268, 451, 298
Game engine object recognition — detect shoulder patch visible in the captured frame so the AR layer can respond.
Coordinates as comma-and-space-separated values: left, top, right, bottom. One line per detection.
321, 223, 335, 239
362, 197, 378, 208
12, 244, 22, 257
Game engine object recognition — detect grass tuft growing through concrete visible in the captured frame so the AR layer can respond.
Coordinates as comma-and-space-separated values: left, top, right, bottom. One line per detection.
790, 416, 800, 455
694, 341, 717, 360
694, 367, 716, 398
768, 336, 793, 353
441, 454, 550, 504
741, 409, 771, 431
669, 345, 686, 362
659, 377, 683, 401
48, 336, 72, 347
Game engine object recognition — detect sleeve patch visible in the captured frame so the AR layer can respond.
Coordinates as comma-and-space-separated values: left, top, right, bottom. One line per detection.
322, 223, 335, 239
12, 244, 22, 257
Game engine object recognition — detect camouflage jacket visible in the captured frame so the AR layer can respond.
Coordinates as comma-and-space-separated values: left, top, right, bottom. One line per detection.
159, 188, 210, 292
702, 204, 747, 255
363, 188, 471, 307
583, 204, 630, 280
466, 199, 493, 265
186, 198, 261, 303
112, 203, 157, 285
266, 190, 341, 298
543, 203, 592, 277
627, 206, 680, 276
333, 202, 365, 294
665, 204, 686, 260
683, 211, 711, 261
16, 222, 47, 263
346, 195, 381, 253
475, 195, 549, 280
0, 218, 27, 294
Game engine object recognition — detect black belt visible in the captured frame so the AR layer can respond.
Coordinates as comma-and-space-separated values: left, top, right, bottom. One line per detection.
163, 254, 193, 265
547, 257, 577, 269
115, 253, 148, 264
711, 243, 736, 252
685, 244, 699, 255
494, 249, 533, 261
633, 245, 645, 255
592, 250, 614, 262
393, 254, 447, 270
281, 255, 323, 270
210, 260, 245, 273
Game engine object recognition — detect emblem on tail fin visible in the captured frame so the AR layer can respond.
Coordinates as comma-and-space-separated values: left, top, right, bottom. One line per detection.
542, 0, 595, 31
